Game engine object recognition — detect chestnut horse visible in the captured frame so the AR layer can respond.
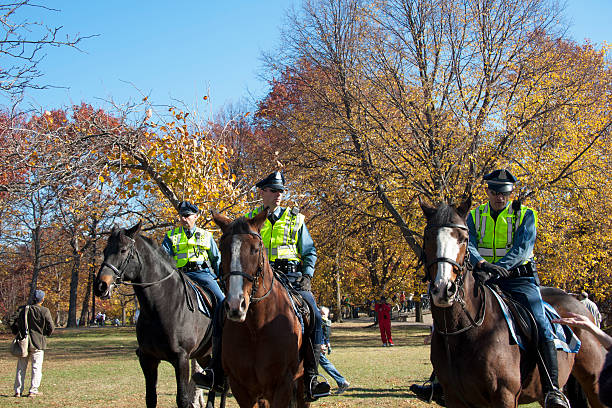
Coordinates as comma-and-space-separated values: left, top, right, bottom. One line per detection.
212, 210, 309, 408
420, 199, 606, 407
94, 222, 215, 408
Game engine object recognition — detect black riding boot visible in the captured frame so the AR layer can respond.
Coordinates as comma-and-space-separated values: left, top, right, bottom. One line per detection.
304, 344, 330, 401
192, 333, 226, 392
410, 371, 445, 406
538, 340, 569, 408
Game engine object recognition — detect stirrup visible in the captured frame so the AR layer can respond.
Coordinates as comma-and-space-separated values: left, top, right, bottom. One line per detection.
544, 389, 570, 408
194, 368, 226, 393
309, 374, 331, 399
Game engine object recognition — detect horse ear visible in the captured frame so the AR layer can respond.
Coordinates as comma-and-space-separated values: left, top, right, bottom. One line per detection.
250, 206, 269, 232
212, 211, 232, 232
419, 196, 437, 219
456, 196, 472, 219
126, 221, 142, 238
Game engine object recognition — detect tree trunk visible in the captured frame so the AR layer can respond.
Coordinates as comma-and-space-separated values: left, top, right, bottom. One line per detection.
66, 233, 80, 327
415, 299, 423, 323
80, 219, 98, 326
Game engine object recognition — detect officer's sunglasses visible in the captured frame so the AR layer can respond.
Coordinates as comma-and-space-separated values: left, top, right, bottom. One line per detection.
488, 189, 511, 197
266, 188, 284, 194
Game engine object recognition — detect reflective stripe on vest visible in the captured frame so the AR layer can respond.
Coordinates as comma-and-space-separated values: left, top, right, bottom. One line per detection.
247, 206, 304, 262
166, 227, 211, 268
471, 203, 536, 263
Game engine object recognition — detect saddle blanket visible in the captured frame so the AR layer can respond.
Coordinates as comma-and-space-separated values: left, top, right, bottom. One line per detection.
186, 280, 211, 317
491, 289, 580, 353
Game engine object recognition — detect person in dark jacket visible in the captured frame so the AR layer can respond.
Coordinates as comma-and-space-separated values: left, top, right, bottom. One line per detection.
8, 289, 55, 397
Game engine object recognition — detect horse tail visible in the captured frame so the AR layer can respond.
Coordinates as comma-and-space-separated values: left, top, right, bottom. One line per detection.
564, 374, 588, 408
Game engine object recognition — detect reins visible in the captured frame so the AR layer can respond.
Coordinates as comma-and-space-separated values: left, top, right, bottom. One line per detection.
423, 220, 487, 408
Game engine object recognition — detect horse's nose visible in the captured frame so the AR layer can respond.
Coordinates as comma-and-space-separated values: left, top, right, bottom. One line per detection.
226, 293, 247, 321
95, 280, 109, 298
96, 280, 106, 294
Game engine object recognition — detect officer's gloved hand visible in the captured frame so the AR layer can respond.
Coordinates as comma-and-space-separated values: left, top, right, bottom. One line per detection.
474, 261, 509, 283
298, 274, 312, 291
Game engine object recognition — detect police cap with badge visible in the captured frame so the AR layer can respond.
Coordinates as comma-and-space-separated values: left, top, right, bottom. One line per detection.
255, 171, 286, 191
484, 169, 517, 193
177, 201, 199, 216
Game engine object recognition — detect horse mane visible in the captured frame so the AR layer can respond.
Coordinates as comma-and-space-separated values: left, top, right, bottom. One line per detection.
135, 231, 175, 266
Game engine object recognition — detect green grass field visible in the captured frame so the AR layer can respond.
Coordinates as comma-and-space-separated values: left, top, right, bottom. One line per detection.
0, 317, 540, 407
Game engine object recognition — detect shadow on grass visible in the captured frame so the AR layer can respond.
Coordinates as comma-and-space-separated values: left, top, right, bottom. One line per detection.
340, 386, 421, 399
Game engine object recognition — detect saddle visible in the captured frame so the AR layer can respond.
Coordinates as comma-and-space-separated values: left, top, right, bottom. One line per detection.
179, 272, 216, 318
273, 270, 314, 334
491, 285, 537, 348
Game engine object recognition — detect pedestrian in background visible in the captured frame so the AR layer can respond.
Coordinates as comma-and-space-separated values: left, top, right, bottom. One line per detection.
375, 296, 394, 346
319, 306, 350, 394
578, 291, 602, 328
8, 290, 55, 398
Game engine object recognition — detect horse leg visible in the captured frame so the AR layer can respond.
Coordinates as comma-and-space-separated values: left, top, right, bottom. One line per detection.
173, 354, 192, 408
139, 353, 160, 408
567, 330, 606, 408
296, 377, 309, 408
227, 379, 255, 408
269, 373, 294, 408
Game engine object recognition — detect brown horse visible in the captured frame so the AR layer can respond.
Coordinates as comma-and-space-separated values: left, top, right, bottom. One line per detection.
420, 199, 606, 407
212, 210, 309, 408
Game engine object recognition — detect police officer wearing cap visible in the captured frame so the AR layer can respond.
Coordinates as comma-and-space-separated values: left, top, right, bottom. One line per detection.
193, 171, 330, 400
161, 201, 224, 304
251, 171, 329, 400
467, 169, 569, 408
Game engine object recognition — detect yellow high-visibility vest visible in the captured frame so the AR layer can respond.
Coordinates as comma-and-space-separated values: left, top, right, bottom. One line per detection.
166, 227, 211, 267
247, 206, 304, 262
470, 203, 537, 263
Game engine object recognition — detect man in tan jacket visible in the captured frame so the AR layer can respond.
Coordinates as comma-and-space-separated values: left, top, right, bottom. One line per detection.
8, 289, 55, 397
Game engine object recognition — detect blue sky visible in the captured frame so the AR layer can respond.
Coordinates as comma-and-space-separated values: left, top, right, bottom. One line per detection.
10, 0, 612, 114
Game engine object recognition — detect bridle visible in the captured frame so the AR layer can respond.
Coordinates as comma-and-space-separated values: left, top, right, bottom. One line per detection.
423, 223, 470, 277
422, 219, 489, 408
100, 236, 176, 289
422, 222, 486, 335
222, 231, 274, 304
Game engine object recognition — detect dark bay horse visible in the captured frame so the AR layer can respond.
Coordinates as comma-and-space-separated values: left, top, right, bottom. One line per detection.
94, 222, 213, 408
212, 210, 309, 408
420, 199, 606, 407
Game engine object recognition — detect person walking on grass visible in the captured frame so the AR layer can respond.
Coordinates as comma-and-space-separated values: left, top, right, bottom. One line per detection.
319, 306, 351, 394
8, 289, 54, 398
375, 296, 394, 346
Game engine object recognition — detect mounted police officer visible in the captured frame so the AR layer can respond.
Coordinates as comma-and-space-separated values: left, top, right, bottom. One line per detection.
161, 201, 224, 305
193, 171, 331, 401
468, 169, 569, 408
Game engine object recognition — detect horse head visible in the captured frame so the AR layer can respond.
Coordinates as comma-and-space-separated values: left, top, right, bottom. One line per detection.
94, 221, 142, 299
213, 209, 269, 322
420, 198, 471, 307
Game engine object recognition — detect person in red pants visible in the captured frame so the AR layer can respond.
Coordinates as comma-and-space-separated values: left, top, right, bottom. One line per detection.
375, 296, 393, 346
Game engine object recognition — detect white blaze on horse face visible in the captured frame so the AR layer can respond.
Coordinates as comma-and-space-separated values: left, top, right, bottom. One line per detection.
227, 236, 245, 311
431, 227, 460, 306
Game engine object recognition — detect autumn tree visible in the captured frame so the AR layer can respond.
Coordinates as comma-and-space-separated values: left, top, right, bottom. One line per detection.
259, 0, 611, 305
